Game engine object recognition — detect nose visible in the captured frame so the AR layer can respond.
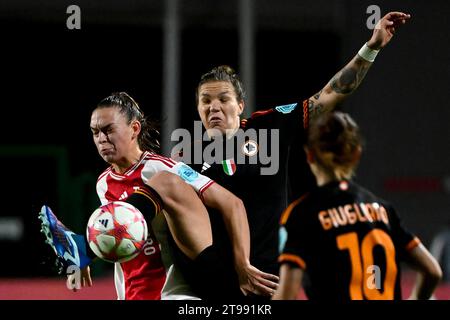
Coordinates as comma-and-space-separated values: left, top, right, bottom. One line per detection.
210, 100, 221, 112
97, 131, 108, 143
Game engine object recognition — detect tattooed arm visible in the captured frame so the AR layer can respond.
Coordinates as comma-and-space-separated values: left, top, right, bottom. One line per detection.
308, 12, 411, 121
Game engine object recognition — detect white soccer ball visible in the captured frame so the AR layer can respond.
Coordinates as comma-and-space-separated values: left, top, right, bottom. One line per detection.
86, 201, 148, 263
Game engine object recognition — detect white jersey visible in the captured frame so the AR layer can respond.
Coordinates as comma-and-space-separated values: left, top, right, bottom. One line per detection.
96, 151, 214, 300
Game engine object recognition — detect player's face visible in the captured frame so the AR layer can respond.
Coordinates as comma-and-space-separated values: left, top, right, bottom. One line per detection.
197, 81, 244, 137
90, 107, 138, 166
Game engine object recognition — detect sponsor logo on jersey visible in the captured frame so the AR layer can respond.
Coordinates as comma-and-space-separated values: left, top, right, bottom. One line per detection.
241, 140, 258, 157
275, 103, 298, 114
201, 162, 211, 173
119, 191, 128, 200
222, 159, 236, 176
178, 164, 199, 182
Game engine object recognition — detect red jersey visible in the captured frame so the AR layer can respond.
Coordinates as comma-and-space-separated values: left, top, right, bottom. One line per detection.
96, 151, 214, 300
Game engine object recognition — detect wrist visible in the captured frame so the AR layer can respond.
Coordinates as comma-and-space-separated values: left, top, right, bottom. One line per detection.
234, 255, 251, 269
366, 38, 382, 50
358, 42, 380, 62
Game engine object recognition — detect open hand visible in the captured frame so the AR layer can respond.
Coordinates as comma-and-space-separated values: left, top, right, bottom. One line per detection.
368, 12, 411, 50
237, 263, 279, 297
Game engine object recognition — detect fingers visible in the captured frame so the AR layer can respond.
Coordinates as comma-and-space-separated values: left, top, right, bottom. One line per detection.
240, 288, 249, 296
86, 273, 93, 287
84, 266, 93, 287
72, 274, 92, 291
391, 15, 411, 21
384, 12, 410, 27
82, 276, 93, 287
247, 265, 280, 281
255, 277, 279, 289
67, 275, 78, 292
392, 18, 408, 28
385, 12, 411, 20
378, 12, 410, 36
245, 275, 279, 296
240, 265, 280, 296
240, 278, 275, 297
66, 268, 93, 292
259, 271, 280, 282
253, 272, 279, 288
251, 281, 277, 296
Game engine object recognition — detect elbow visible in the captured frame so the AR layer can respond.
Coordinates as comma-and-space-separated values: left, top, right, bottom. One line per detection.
147, 171, 183, 202
429, 263, 443, 284
223, 195, 247, 221
232, 197, 246, 217
424, 258, 443, 285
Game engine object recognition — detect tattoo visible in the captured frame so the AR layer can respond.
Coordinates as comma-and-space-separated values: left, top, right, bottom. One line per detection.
330, 56, 371, 95
308, 99, 326, 119
331, 69, 357, 94
313, 89, 322, 100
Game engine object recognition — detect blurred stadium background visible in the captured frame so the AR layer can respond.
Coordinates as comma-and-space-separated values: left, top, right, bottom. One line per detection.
0, 0, 448, 299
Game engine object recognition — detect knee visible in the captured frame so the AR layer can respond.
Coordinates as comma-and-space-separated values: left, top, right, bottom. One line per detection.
147, 171, 185, 200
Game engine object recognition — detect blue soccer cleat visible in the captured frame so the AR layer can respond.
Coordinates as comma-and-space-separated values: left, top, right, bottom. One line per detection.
38, 205, 92, 272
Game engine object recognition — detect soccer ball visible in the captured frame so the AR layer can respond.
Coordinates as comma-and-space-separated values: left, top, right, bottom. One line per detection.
86, 201, 148, 263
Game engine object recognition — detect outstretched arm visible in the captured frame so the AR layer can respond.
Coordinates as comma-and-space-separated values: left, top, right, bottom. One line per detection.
308, 11, 411, 121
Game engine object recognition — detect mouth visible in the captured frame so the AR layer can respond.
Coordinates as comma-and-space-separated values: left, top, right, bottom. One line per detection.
208, 116, 223, 125
100, 148, 114, 156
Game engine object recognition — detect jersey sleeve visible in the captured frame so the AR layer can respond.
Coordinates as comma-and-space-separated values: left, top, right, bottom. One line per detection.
387, 205, 421, 256
141, 155, 215, 197
246, 100, 313, 201
96, 168, 110, 205
278, 197, 312, 270
245, 100, 309, 134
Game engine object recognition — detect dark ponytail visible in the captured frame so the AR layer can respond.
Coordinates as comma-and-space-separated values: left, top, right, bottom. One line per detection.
96, 92, 160, 153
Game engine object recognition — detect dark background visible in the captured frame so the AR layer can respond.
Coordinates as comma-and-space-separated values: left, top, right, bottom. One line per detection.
0, 0, 448, 279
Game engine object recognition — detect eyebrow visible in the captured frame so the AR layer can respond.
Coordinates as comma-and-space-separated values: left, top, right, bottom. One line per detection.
90, 123, 113, 131
201, 91, 232, 97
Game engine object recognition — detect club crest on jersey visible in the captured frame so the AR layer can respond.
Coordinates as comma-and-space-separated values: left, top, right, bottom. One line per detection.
275, 103, 298, 114
178, 164, 199, 182
222, 159, 236, 176
241, 140, 258, 157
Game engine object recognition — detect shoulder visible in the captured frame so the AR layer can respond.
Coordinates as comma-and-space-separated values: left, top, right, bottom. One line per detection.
97, 166, 112, 182
349, 181, 396, 219
351, 181, 391, 205
240, 109, 276, 129
280, 192, 312, 226
241, 102, 305, 129
143, 152, 178, 168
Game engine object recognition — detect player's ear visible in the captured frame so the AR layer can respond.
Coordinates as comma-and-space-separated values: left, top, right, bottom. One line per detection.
131, 120, 141, 140
304, 146, 315, 164
238, 100, 245, 116
351, 146, 362, 165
